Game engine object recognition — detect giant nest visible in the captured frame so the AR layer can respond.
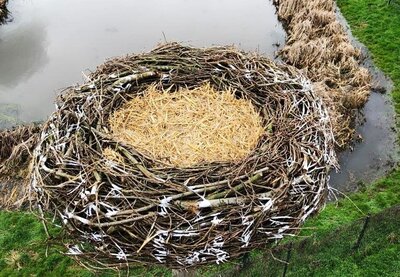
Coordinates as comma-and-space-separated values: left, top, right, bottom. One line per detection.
31, 43, 337, 269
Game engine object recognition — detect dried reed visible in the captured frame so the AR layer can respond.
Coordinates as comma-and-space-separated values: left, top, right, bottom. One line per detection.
274, 0, 372, 148
0, 124, 41, 209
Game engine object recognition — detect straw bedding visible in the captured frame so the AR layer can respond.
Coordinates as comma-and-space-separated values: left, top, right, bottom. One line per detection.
109, 83, 264, 167
274, 0, 372, 148
30, 43, 337, 269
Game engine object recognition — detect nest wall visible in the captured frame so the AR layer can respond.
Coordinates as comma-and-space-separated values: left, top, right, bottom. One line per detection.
31, 43, 337, 268
274, 0, 372, 148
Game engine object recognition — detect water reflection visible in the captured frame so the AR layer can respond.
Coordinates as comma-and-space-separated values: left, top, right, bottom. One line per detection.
0, 103, 21, 129
0, 20, 48, 87
0, 0, 285, 122
330, 92, 398, 191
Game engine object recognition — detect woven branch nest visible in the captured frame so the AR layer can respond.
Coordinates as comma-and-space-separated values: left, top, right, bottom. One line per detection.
31, 43, 337, 269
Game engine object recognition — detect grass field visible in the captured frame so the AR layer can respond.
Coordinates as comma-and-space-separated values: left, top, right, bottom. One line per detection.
219, 205, 400, 277
1, 0, 400, 276
337, 0, 400, 113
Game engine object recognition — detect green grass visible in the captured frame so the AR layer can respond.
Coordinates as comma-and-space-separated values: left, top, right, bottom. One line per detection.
300, 169, 400, 236
337, 0, 400, 113
2, 0, 400, 276
0, 212, 170, 277
0, 212, 91, 277
231, 205, 400, 277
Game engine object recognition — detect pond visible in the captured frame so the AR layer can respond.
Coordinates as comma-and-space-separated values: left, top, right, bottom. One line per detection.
0, 0, 397, 192
0, 0, 284, 122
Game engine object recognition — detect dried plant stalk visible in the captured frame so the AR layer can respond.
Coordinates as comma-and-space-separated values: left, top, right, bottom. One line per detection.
274, 0, 372, 148
0, 124, 41, 209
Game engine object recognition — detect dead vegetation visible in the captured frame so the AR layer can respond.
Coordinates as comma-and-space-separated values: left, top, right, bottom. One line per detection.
0, 124, 41, 209
0, 0, 9, 25
109, 83, 264, 167
274, 0, 372, 148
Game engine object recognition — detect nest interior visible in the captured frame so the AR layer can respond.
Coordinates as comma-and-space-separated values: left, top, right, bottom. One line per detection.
108, 83, 265, 167
31, 43, 337, 269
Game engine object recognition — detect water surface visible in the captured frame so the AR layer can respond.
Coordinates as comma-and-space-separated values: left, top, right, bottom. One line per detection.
329, 7, 399, 192
330, 92, 398, 192
0, 0, 285, 122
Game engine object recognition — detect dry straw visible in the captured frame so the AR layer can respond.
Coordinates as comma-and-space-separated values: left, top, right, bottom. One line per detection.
0, 124, 41, 209
109, 83, 265, 167
274, 0, 372, 148
29, 43, 337, 269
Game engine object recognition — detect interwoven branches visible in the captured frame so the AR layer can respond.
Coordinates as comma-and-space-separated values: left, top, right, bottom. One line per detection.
31, 43, 337, 269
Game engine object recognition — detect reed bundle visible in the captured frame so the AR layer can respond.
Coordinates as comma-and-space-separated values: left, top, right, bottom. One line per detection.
0, 124, 41, 209
274, 0, 372, 148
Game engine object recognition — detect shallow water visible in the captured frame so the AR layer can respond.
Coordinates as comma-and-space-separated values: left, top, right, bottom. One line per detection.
330, 92, 398, 192
0, 0, 285, 122
329, 7, 399, 192
0, 0, 398, 192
